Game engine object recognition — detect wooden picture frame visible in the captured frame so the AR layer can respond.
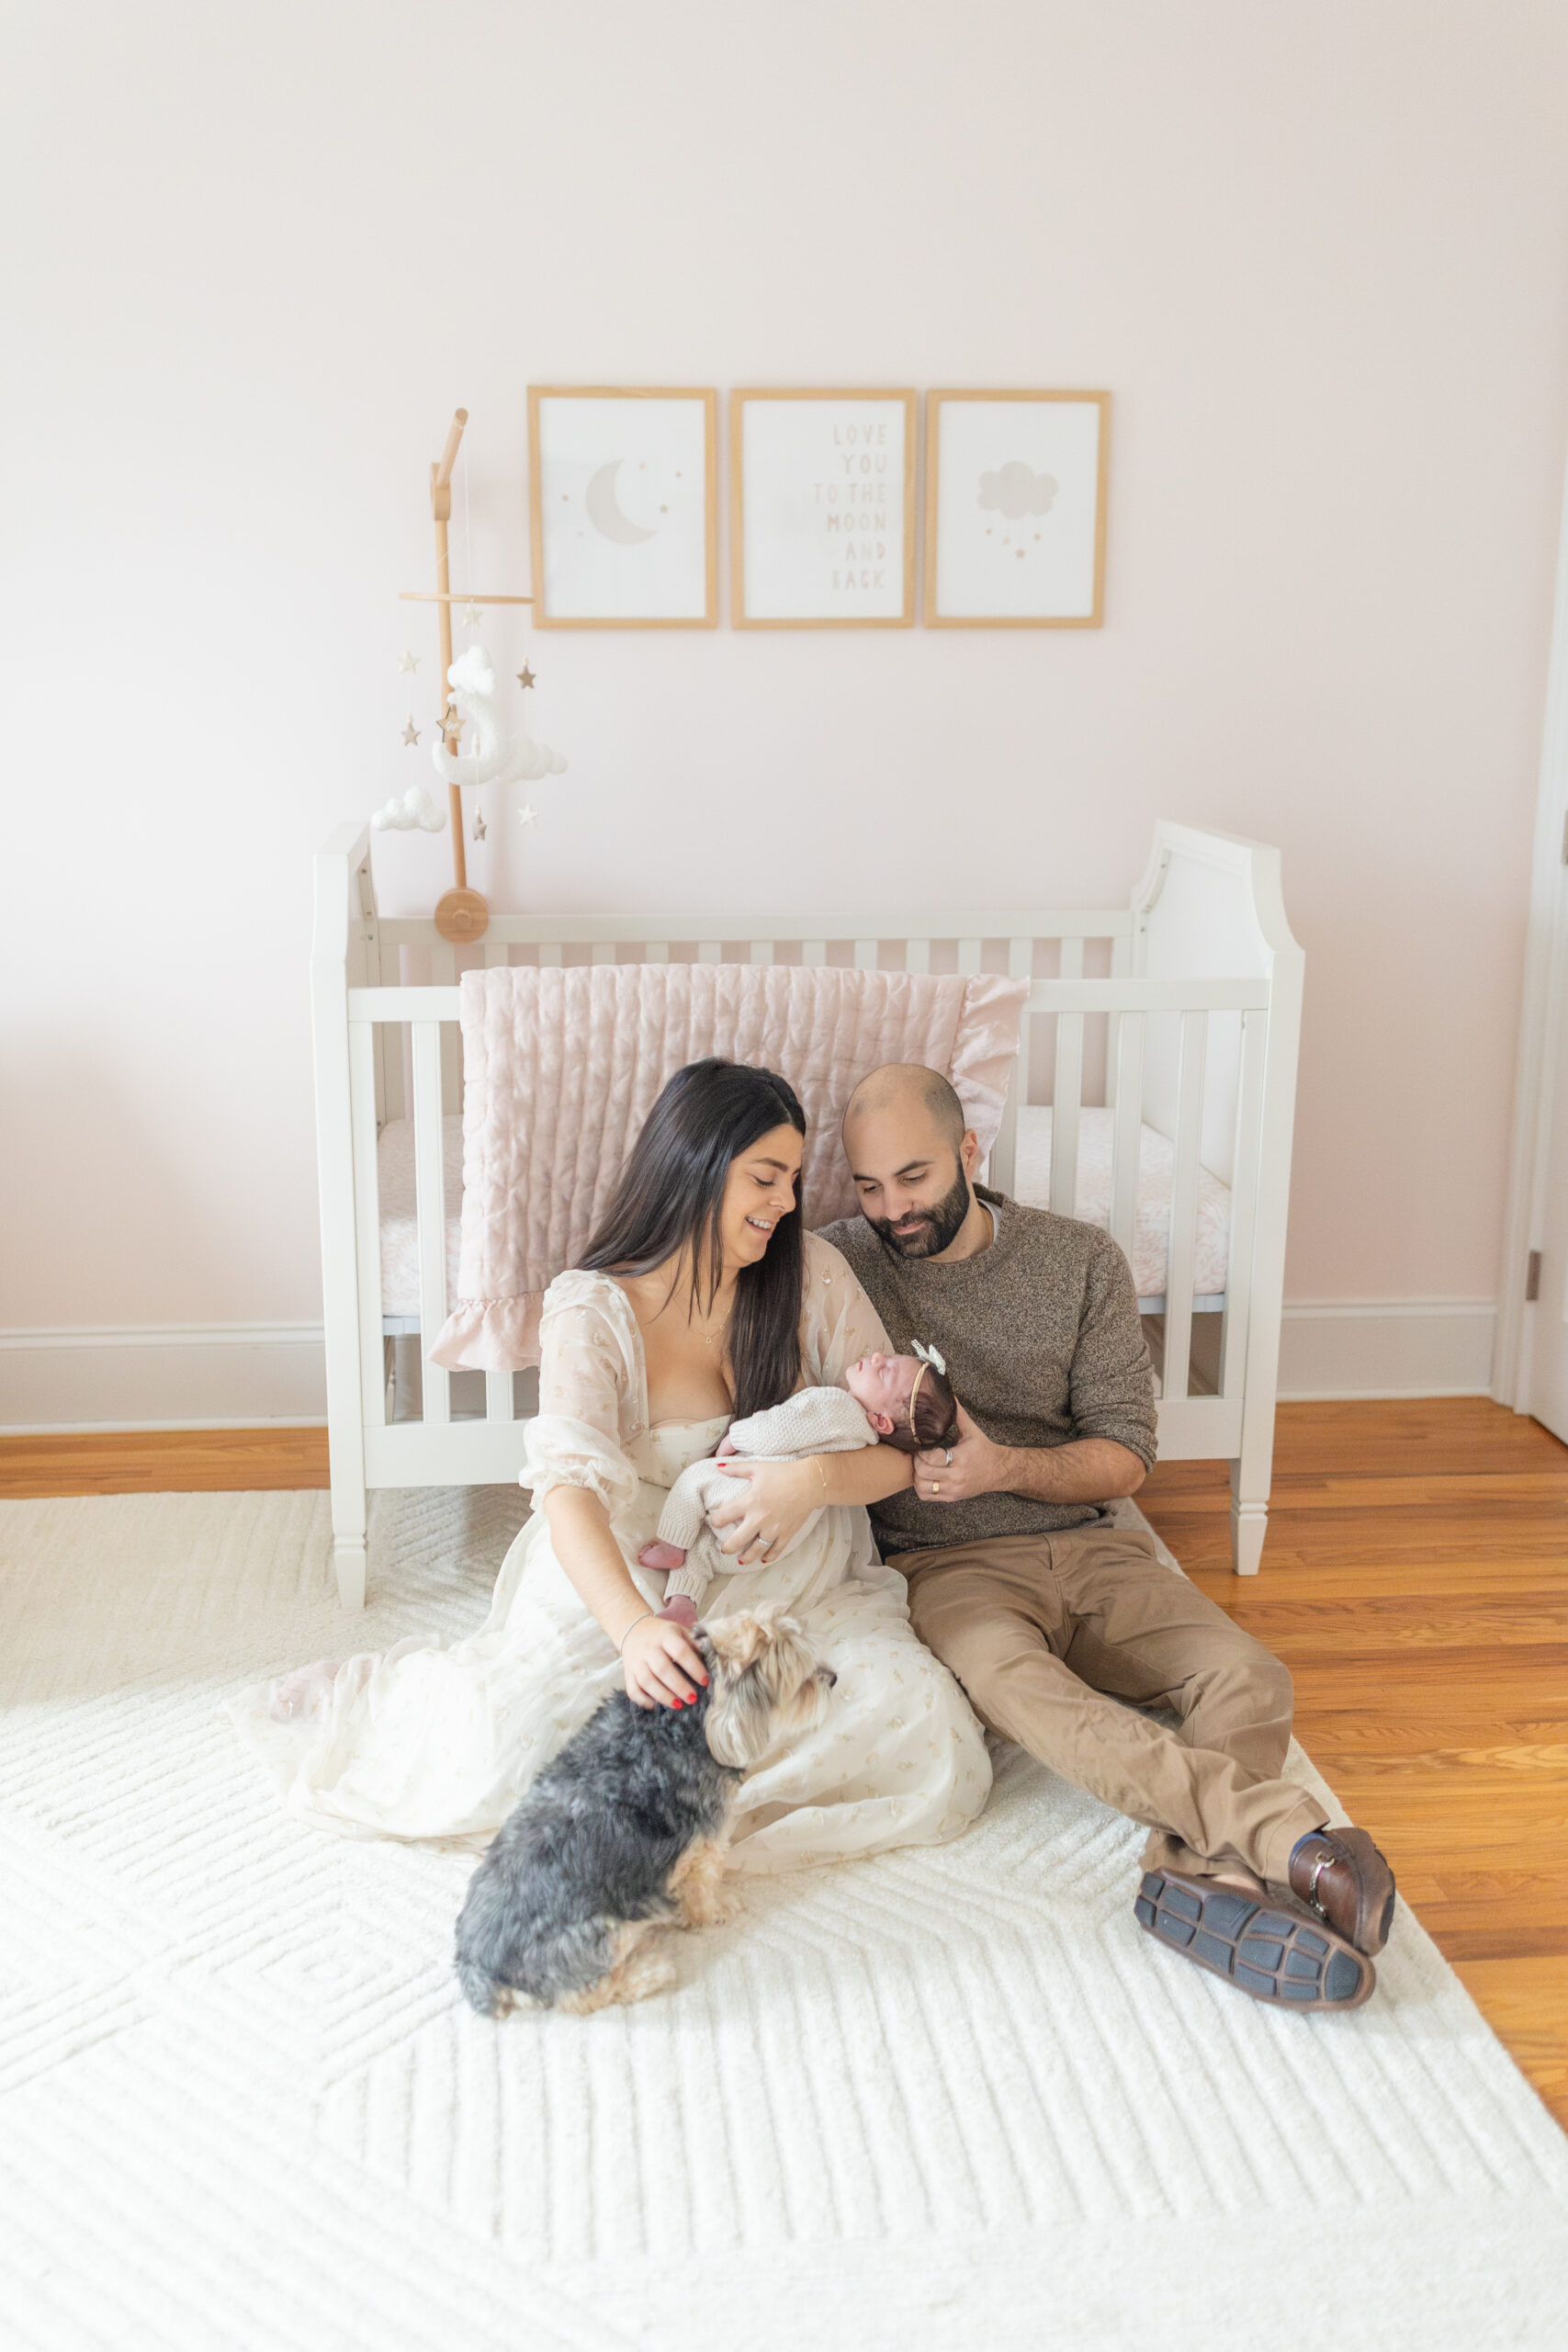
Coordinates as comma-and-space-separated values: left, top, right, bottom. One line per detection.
923, 390, 1110, 628
527, 386, 718, 628
731, 388, 917, 628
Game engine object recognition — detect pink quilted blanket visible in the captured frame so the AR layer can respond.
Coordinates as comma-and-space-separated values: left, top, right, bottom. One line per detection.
431, 960, 1027, 1370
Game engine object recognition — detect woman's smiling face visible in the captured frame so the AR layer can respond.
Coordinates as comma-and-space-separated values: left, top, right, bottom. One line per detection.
721, 1122, 803, 1271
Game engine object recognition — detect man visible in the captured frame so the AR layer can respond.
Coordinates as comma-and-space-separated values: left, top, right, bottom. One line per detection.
816, 1062, 1397, 2012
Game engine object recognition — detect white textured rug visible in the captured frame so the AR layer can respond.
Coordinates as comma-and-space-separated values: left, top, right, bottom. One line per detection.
3, 1487, 1565, 2352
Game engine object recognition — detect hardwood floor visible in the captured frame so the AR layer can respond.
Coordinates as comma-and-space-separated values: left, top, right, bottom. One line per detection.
0, 1426, 331, 1497
3, 1397, 1564, 2129
1137, 1397, 1568, 2131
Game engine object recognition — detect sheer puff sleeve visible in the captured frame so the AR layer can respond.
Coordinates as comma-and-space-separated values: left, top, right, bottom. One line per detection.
520, 1272, 644, 1521
799, 1230, 893, 1391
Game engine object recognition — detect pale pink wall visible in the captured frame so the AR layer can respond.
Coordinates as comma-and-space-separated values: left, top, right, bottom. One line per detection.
3, 0, 1566, 1327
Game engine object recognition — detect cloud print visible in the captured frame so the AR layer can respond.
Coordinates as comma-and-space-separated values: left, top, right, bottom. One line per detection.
978, 460, 1058, 521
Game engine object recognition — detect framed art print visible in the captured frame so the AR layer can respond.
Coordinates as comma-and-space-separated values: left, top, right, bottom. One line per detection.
528, 386, 717, 628
731, 389, 916, 627
924, 390, 1109, 627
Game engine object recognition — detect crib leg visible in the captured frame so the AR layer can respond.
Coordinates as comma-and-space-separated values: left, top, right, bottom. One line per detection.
330, 1470, 368, 1609
333, 1534, 367, 1611
1229, 1460, 1268, 1577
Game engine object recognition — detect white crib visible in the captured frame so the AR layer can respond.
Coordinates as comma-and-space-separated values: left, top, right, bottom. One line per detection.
310, 820, 1303, 1605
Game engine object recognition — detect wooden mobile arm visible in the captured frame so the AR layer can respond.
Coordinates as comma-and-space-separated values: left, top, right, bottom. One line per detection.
404, 407, 534, 945
431, 408, 469, 888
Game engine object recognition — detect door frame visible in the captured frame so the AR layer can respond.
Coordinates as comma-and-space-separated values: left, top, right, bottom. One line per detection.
1495, 435, 1568, 1412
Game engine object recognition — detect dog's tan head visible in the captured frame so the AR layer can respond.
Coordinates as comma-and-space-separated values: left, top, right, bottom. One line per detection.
701, 1604, 835, 1770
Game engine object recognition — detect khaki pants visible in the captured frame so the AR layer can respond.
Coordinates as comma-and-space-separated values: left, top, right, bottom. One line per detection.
892, 1525, 1325, 1887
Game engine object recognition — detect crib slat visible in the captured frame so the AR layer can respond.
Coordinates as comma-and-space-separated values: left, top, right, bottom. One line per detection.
483, 942, 508, 969
697, 940, 721, 964
1050, 1012, 1084, 1216
987, 938, 1032, 1197
1162, 1011, 1209, 1402
1057, 938, 1087, 1199
1111, 1012, 1145, 1267
349, 1020, 387, 1428
537, 943, 562, 967
1106, 921, 1131, 1111
1217, 1008, 1268, 1403
956, 937, 981, 976
368, 931, 407, 1125
905, 939, 931, 974
802, 940, 828, 967
750, 940, 774, 966
486, 1369, 513, 1423
592, 943, 615, 966
643, 941, 670, 966
411, 1020, 451, 1427
853, 939, 877, 970
427, 944, 460, 1115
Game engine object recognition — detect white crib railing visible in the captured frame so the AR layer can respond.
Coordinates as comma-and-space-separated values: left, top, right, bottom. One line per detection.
313, 822, 1302, 1602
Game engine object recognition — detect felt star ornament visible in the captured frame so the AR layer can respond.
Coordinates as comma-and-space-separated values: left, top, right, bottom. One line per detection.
400, 718, 421, 746
472, 807, 487, 842
458, 599, 484, 628
396, 650, 420, 674
516, 663, 536, 690
517, 801, 539, 830
442, 706, 463, 739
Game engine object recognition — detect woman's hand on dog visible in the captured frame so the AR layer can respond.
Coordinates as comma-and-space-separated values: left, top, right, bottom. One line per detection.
620, 1611, 710, 1710
709, 1456, 815, 1566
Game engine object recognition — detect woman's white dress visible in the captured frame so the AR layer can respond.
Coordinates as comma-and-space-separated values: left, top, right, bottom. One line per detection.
228, 1232, 990, 1872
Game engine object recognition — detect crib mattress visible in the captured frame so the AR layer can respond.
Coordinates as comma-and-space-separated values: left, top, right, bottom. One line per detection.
378, 1114, 465, 1322
1011, 1106, 1231, 1302
378, 1105, 1231, 1322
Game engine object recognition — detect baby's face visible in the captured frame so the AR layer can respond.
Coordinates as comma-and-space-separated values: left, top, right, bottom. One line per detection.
845, 1351, 920, 1436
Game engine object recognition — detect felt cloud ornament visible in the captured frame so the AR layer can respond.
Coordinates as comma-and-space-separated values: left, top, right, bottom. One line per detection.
431, 645, 567, 791
372, 783, 447, 833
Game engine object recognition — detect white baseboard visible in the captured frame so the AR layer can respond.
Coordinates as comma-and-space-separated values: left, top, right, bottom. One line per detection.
0, 1324, 328, 1433
1276, 1298, 1495, 1401
1, 1300, 1497, 1434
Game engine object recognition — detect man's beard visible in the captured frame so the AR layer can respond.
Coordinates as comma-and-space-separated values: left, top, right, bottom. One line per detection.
865, 1161, 973, 1261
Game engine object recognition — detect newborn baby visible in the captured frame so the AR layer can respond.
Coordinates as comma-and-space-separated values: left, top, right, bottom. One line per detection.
639, 1346, 959, 1612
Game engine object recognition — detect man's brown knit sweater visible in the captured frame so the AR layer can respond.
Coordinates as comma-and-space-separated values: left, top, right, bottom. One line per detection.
817, 1186, 1158, 1556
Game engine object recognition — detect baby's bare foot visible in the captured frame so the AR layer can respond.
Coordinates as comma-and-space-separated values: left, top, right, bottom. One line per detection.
660, 1596, 698, 1627
637, 1540, 687, 1573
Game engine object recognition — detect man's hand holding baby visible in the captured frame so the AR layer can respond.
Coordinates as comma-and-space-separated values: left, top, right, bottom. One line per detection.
913, 1401, 1016, 1503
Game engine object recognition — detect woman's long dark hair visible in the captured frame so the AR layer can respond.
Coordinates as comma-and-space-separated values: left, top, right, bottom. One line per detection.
578, 1059, 807, 1419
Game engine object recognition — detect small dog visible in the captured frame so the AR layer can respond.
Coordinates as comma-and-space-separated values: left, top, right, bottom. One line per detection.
454, 1606, 835, 2017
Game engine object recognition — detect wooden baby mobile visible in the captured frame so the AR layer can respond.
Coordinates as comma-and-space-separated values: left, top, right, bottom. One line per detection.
378, 408, 567, 944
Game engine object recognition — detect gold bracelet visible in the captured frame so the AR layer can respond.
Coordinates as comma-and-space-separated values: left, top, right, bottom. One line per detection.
617, 1609, 655, 1655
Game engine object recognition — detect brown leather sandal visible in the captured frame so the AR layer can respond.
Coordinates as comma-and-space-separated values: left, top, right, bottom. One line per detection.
1135, 1869, 1375, 2009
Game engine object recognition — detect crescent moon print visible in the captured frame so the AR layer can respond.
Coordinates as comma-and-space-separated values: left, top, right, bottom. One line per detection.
530, 388, 716, 624
584, 460, 659, 545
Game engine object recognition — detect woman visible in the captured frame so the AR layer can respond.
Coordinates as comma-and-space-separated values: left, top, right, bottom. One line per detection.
229, 1060, 990, 1871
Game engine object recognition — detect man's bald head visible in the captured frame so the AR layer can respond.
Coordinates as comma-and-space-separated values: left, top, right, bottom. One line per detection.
842, 1063, 966, 1151
840, 1065, 981, 1261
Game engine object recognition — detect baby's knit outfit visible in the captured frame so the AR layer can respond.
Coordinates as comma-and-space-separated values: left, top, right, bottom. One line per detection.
658, 1385, 878, 1608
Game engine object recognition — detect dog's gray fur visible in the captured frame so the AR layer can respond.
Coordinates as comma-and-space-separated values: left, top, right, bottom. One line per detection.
455, 1625, 744, 2016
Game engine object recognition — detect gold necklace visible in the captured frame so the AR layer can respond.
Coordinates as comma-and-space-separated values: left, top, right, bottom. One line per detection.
694, 1298, 731, 1351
